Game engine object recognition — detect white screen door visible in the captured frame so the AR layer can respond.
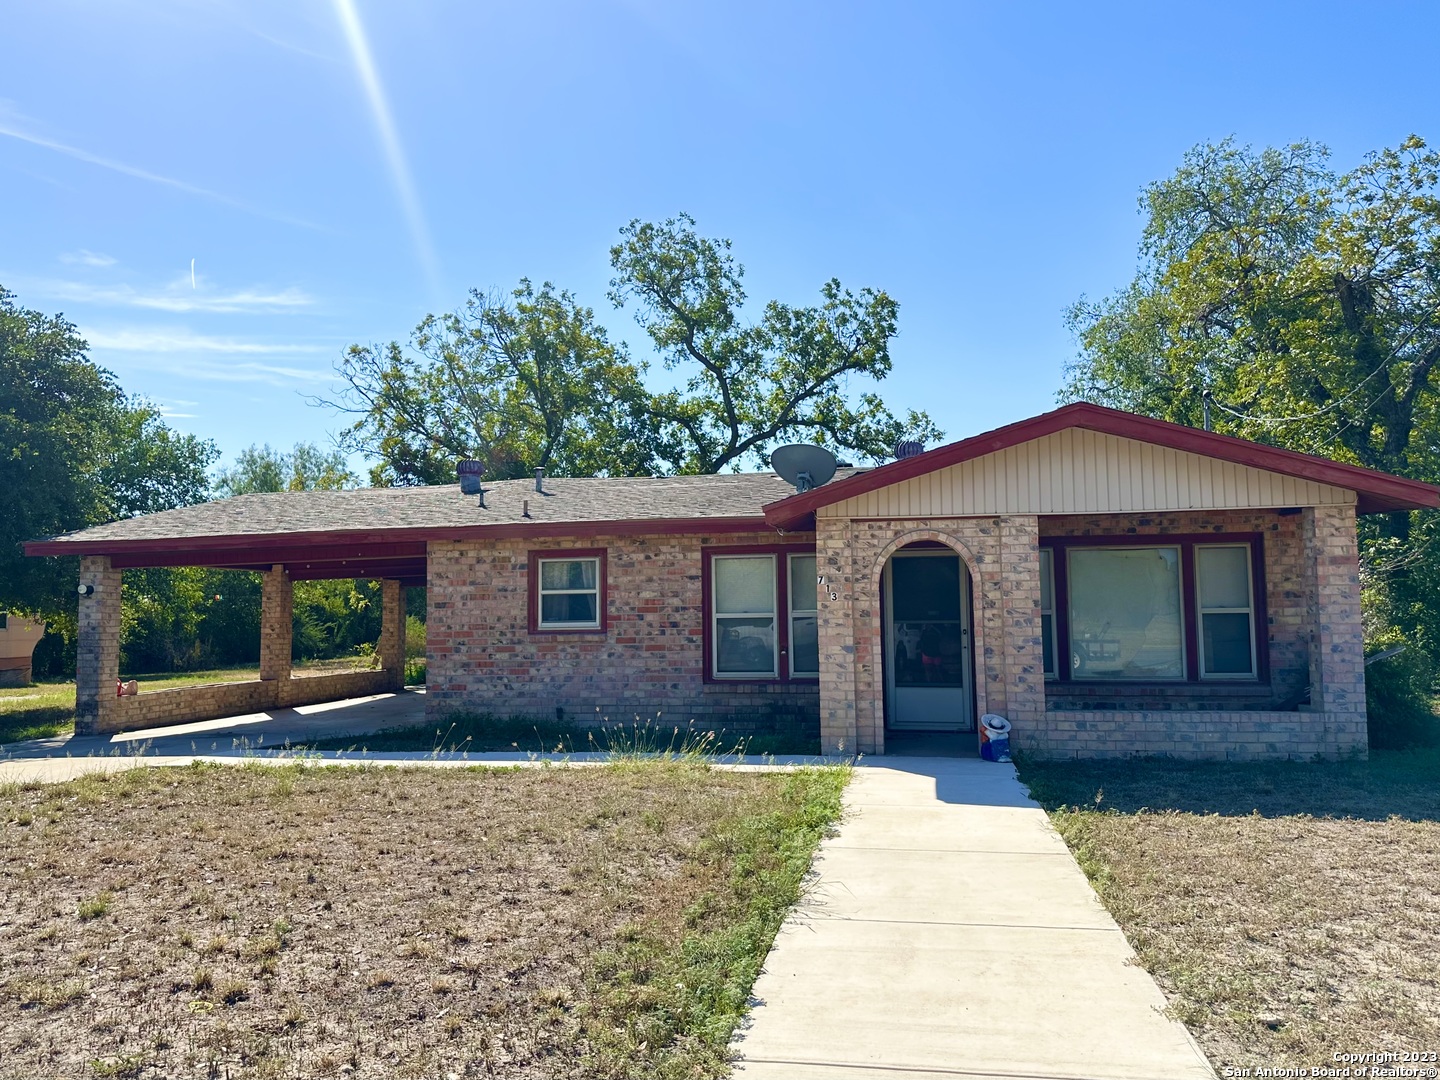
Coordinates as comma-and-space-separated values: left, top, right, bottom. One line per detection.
883, 551, 974, 732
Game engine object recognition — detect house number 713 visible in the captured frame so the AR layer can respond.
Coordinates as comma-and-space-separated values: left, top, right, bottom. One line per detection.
817, 574, 838, 602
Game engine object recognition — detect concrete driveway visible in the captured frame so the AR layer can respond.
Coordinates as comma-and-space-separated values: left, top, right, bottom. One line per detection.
0, 687, 426, 766
732, 755, 1216, 1080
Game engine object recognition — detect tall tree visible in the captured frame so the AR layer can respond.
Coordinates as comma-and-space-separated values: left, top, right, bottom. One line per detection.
215, 442, 357, 497
0, 287, 217, 616
1062, 135, 1440, 660
324, 281, 661, 485
610, 214, 941, 472
1064, 136, 1440, 499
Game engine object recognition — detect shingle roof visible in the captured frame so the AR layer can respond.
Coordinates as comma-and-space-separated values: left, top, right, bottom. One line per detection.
29, 469, 867, 551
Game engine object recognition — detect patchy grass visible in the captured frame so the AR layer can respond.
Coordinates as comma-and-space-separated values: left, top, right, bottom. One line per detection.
303, 712, 824, 758
0, 760, 846, 1078
1018, 750, 1440, 1072
0, 659, 371, 746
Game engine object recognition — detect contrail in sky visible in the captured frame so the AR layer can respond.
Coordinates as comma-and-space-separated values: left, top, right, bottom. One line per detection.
0, 122, 321, 231
331, 0, 442, 297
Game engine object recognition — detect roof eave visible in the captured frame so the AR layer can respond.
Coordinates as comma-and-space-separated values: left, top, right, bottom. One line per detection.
22, 514, 787, 563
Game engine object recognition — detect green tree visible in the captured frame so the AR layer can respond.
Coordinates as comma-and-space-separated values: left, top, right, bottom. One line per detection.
1, 287, 217, 617
1063, 136, 1440, 505
215, 441, 357, 497
1062, 136, 1440, 740
326, 281, 660, 485
610, 214, 941, 472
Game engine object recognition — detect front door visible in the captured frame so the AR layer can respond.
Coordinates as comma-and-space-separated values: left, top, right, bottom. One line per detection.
883, 551, 974, 732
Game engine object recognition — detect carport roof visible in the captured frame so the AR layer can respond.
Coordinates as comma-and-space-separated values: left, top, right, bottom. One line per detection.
23, 470, 865, 580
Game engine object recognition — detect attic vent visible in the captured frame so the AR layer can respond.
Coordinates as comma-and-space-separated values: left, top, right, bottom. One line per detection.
893, 440, 925, 460
456, 460, 484, 496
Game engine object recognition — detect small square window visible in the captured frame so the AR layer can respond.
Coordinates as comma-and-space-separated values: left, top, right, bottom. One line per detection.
533, 552, 604, 631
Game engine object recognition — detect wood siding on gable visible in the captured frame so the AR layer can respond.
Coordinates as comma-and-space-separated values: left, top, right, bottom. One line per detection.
817, 429, 1358, 518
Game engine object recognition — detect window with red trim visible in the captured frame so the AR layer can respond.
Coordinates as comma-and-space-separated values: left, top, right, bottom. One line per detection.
528, 548, 607, 633
1041, 535, 1264, 683
702, 545, 818, 682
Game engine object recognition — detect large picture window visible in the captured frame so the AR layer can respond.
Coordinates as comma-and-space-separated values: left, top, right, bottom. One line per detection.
704, 546, 819, 682
1068, 546, 1184, 680
529, 549, 606, 632
1042, 535, 1264, 684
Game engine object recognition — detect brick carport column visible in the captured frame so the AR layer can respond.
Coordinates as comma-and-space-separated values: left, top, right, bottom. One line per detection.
75, 555, 121, 736
260, 564, 293, 708
379, 579, 406, 691
1303, 504, 1368, 755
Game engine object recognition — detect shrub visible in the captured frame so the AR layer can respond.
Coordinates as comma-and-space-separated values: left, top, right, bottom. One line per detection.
405, 615, 426, 660
1365, 628, 1440, 750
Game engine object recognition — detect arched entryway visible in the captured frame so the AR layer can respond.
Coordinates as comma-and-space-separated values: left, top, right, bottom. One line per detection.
881, 543, 976, 738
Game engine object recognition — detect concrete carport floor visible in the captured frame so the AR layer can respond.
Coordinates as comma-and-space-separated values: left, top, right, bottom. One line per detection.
0, 688, 427, 766
731, 755, 1217, 1080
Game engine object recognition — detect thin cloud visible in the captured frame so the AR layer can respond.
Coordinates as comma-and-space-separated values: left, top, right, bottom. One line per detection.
60, 250, 118, 268
28, 277, 314, 314
0, 119, 323, 231
84, 328, 330, 355
110, 353, 332, 387
331, 0, 441, 295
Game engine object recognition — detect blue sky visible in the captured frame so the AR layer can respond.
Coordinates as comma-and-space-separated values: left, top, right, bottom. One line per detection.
3, 0, 1437, 476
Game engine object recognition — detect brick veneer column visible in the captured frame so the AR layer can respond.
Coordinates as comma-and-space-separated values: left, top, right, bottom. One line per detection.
75, 555, 121, 736
816, 517, 860, 754
379, 579, 405, 691
259, 565, 293, 694
1304, 505, 1367, 748
999, 515, 1045, 730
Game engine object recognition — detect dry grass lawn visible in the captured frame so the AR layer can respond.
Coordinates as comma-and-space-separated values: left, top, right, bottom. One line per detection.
1020, 750, 1440, 1074
0, 760, 845, 1079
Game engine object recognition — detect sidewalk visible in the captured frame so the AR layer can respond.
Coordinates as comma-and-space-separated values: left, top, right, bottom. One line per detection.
732, 756, 1216, 1080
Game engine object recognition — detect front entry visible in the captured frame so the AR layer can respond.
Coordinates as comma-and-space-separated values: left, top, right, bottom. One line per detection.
883, 549, 975, 732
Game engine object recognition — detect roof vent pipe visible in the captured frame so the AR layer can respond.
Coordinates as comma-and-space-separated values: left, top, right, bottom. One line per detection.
535, 467, 545, 493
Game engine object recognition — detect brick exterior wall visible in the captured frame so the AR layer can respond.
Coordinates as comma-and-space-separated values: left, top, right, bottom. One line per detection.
425, 532, 820, 738
1039, 509, 1309, 710
1027, 507, 1367, 759
66, 501, 1367, 758
815, 507, 1367, 760
73, 557, 406, 736
815, 516, 1043, 754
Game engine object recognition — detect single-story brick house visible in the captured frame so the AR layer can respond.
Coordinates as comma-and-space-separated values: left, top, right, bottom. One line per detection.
26, 403, 1439, 758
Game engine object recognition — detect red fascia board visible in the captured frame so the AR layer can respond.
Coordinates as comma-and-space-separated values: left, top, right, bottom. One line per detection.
22, 515, 786, 563
107, 541, 429, 570
762, 402, 1440, 527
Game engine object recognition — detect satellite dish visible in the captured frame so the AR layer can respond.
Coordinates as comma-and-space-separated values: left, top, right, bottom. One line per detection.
771, 443, 838, 493
456, 459, 484, 496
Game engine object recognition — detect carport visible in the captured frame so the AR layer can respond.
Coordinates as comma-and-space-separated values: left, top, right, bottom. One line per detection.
25, 523, 426, 736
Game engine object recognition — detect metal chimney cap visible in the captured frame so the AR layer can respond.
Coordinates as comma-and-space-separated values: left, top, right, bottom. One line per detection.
456, 459, 484, 476
893, 440, 925, 460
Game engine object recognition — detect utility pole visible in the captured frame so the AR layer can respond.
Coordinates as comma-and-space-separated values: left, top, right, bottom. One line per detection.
1202, 388, 1213, 432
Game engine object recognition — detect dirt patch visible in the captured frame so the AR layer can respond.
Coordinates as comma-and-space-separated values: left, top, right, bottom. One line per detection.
1021, 753, 1440, 1071
0, 761, 843, 1078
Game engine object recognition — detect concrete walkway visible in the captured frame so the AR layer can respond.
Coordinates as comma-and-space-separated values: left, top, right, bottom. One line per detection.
0, 687, 427, 766
732, 756, 1216, 1080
